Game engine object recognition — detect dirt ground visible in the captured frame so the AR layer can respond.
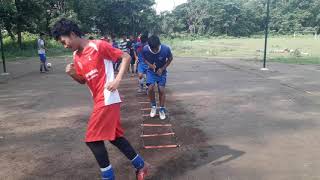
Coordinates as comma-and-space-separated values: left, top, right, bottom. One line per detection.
1, 56, 320, 180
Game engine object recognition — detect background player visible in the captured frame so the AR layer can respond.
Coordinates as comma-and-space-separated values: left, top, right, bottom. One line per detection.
142, 35, 173, 120
135, 33, 149, 93
37, 33, 49, 73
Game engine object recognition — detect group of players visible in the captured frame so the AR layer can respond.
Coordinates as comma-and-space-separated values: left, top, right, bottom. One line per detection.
50, 18, 173, 180
107, 32, 173, 121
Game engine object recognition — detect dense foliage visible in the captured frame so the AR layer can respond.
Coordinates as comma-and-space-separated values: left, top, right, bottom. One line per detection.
1, 0, 319, 49
160, 0, 320, 36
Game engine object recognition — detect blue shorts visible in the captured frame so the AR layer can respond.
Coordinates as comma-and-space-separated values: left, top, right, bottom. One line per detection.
146, 69, 167, 87
138, 62, 148, 74
39, 54, 46, 62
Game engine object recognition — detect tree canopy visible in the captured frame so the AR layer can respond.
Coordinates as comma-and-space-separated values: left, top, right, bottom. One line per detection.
1, 0, 320, 48
160, 0, 320, 36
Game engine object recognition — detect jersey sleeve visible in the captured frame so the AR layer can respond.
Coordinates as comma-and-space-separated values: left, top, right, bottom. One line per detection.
99, 41, 123, 62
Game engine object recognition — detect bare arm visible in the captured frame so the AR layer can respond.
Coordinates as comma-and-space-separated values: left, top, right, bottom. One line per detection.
42, 39, 48, 51
156, 55, 173, 76
115, 52, 130, 82
163, 55, 173, 69
144, 58, 156, 71
105, 53, 131, 91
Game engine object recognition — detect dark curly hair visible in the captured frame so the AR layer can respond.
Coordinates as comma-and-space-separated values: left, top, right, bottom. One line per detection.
51, 18, 83, 40
148, 35, 161, 49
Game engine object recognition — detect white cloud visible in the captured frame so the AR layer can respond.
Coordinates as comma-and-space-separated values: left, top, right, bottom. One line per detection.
154, 0, 187, 14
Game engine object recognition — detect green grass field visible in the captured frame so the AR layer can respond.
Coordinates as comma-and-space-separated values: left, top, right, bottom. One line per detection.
163, 35, 320, 64
2, 33, 320, 64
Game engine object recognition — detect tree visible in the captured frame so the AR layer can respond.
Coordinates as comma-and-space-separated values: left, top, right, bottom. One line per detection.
160, 0, 320, 36
0, 0, 16, 41
13, 0, 43, 49
92, 0, 157, 36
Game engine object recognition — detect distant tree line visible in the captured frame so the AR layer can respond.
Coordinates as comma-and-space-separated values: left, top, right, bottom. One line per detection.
1, 0, 319, 49
160, 0, 320, 36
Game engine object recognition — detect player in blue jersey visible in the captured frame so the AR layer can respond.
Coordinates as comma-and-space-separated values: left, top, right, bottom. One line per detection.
135, 34, 149, 93
142, 35, 173, 120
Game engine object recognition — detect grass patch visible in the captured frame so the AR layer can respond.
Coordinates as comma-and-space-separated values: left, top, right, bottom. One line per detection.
269, 57, 320, 65
162, 35, 320, 64
2, 33, 320, 65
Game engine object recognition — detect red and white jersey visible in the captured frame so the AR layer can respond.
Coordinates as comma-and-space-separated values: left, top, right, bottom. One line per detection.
73, 40, 123, 108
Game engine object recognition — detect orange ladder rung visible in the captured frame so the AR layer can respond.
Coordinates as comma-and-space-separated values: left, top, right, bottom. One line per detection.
141, 132, 175, 137
141, 123, 172, 127
144, 145, 179, 149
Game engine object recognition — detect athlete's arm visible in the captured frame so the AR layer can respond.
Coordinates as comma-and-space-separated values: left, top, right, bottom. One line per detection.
156, 55, 173, 76
43, 40, 48, 51
163, 55, 173, 69
66, 63, 86, 84
106, 53, 131, 92
143, 58, 156, 71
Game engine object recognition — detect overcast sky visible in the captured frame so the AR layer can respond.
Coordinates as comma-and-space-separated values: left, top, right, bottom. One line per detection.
154, 0, 187, 14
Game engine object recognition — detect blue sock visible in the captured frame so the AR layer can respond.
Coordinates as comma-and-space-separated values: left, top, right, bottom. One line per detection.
131, 154, 145, 170
160, 107, 166, 112
151, 101, 156, 107
101, 165, 115, 180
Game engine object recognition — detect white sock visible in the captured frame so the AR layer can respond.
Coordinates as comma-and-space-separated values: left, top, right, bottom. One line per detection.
101, 165, 112, 172
139, 78, 145, 87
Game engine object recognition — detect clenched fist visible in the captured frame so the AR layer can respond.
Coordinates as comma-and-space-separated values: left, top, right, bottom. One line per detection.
149, 63, 157, 72
66, 63, 76, 76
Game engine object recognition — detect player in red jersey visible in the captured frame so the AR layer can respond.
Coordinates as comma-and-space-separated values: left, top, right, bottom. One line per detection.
51, 18, 148, 180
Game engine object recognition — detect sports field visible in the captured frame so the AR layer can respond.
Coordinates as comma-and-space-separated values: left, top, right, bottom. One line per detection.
1, 56, 320, 179
164, 35, 320, 64
4, 35, 320, 64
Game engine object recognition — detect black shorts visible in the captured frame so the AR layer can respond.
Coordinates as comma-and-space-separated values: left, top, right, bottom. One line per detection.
130, 55, 136, 65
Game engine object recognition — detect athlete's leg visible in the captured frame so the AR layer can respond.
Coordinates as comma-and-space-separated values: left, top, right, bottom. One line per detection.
138, 73, 145, 92
43, 54, 48, 71
131, 64, 135, 74
110, 137, 145, 169
158, 74, 167, 119
148, 84, 156, 106
158, 86, 166, 108
110, 137, 148, 179
39, 54, 44, 72
86, 141, 115, 180
40, 62, 43, 72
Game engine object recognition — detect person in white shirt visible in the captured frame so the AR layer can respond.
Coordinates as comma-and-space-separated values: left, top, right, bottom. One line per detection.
38, 33, 48, 73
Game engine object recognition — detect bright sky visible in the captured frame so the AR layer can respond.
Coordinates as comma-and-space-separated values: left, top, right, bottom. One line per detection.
154, 0, 187, 14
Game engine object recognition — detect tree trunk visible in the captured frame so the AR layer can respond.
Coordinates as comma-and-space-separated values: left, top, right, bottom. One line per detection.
17, 29, 22, 49
46, 15, 51, 35
14, 0, 22, 49
0, 28, 7, 73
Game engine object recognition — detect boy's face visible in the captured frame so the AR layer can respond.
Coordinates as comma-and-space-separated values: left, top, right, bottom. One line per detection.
151, 45, 160, 53
58, 33, 79, 51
